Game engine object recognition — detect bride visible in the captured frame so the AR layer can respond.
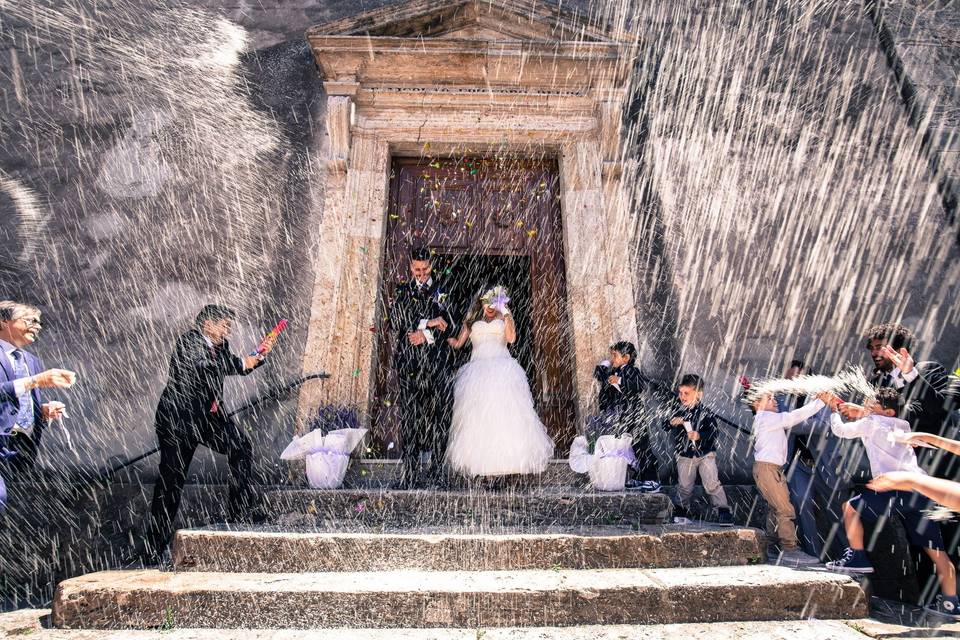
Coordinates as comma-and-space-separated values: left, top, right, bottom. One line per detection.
444, 285, 554, 477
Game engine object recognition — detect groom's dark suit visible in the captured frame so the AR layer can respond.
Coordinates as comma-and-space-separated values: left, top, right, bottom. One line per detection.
390, 278, 456, 486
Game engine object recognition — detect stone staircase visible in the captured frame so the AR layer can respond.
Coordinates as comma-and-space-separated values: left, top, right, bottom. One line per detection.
45, 488, 868, 632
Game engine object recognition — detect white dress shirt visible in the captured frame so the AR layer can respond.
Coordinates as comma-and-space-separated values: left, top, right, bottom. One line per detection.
752, 399, 826, 466
830, 413, 924, 476
880, 366, 919, 390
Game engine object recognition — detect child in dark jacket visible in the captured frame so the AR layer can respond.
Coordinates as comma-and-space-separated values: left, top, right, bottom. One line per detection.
593, 341, 659, 484
662, 374, 733, 525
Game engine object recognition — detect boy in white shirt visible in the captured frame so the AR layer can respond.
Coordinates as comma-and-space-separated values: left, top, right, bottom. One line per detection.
822, 388, 958, 620
747, 391, 826, 554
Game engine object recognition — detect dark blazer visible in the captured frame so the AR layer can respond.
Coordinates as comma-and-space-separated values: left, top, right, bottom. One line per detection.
154, 329, 256, 433
390, 280, 455, 378
662, 402, 720, 458
595, 362, 647, 416
0, 344, 46, 461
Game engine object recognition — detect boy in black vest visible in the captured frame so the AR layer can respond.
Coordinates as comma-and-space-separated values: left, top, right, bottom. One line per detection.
594, 341, 659, 488
663, 374, 733, 525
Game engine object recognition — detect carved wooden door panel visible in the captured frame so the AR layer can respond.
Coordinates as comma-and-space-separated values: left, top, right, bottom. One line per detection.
372, 157, 576, 456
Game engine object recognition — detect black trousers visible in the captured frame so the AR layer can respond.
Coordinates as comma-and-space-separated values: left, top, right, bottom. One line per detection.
397, 374, 452, 486
630, 429, 660, 482
147, 414, 259, 552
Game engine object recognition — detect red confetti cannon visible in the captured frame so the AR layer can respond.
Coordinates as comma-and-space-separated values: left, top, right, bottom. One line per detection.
252, 319, 288, 355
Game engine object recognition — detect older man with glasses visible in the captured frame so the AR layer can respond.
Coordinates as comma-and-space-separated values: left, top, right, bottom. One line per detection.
0, 300, 77, 513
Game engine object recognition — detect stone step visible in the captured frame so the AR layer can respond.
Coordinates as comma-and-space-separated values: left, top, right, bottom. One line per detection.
52, 565, 867, 629
342, 459, 583, 488
2, 609, 878, 639
265, 487, 673, 528
170, 525, 765, 572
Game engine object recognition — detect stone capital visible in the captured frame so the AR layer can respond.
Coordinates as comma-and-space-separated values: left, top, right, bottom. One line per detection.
326, 95, 354, 173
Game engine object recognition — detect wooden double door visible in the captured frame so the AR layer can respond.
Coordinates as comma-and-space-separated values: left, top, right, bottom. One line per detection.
371, 156, 576, 455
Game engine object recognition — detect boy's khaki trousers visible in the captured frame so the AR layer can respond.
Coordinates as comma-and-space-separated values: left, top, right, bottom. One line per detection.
753, 461, 798, 550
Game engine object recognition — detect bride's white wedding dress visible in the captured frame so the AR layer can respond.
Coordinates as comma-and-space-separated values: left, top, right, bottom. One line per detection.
445, 318, 554, 476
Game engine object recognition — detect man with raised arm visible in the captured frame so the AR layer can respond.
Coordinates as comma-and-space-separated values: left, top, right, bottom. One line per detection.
0, 301, 76, 514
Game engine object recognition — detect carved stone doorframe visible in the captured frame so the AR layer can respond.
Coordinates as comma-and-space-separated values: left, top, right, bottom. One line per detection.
298, 0, 638, 437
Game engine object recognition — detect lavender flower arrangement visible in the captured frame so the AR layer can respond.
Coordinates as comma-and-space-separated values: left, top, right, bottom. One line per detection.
308, 404, 360, 435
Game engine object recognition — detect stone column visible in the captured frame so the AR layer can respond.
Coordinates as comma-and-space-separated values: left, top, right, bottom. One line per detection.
559, 139, 617, 417
299, 85, 390, 428
322, 134, 390, 419
597, 92, 640, 347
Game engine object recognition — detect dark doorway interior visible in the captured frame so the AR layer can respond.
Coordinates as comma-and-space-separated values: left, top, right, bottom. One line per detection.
371, 156, 576, 458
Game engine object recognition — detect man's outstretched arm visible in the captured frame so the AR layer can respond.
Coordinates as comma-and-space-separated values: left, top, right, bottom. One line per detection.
868, 472, 960, 512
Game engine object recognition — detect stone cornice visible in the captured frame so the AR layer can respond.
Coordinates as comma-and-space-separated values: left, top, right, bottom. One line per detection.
308, 0, 627, 43
308, 36, 628, 90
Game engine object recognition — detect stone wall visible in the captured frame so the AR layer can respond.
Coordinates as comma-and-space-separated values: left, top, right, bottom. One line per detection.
622, 0, 960, 441
872, 0, 960, 228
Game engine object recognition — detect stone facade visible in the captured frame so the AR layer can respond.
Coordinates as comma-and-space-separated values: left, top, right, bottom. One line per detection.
296, 0, 641, 429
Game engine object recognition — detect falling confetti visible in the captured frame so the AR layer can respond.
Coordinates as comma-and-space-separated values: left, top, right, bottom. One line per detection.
0, 0, 958, 616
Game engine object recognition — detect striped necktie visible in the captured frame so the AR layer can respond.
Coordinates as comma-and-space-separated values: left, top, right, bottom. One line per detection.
11, 350, 34, 432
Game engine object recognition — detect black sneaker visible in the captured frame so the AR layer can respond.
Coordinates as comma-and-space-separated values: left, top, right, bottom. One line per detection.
625, 480, 661, 493
716, 508, 734, 527
672, 505, 690, 523
825, 548, 874, 573
924, 595, 960, 621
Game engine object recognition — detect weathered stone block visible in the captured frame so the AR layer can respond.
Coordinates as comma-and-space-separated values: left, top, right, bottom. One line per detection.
170, 526, 764, 572
263, 488, 674, 528
51, 565, 866, 629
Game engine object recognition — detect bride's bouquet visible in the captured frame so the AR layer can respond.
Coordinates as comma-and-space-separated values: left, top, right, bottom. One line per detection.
481, 285, 511, 314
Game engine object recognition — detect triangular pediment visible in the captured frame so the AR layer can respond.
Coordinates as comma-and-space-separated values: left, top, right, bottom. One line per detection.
309, 0, 622, 43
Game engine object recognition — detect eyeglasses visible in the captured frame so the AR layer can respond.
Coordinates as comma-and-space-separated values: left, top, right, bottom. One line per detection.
17, 317, 41, 328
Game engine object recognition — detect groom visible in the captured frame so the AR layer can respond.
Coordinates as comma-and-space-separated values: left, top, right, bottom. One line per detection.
390, 247, 456, 488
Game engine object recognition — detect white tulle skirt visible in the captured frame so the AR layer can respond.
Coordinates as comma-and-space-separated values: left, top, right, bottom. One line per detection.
445, 354, 555, 476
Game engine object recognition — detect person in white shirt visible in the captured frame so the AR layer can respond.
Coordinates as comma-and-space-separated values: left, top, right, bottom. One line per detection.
747, 391, 826, 554
821, 388, 958, 620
